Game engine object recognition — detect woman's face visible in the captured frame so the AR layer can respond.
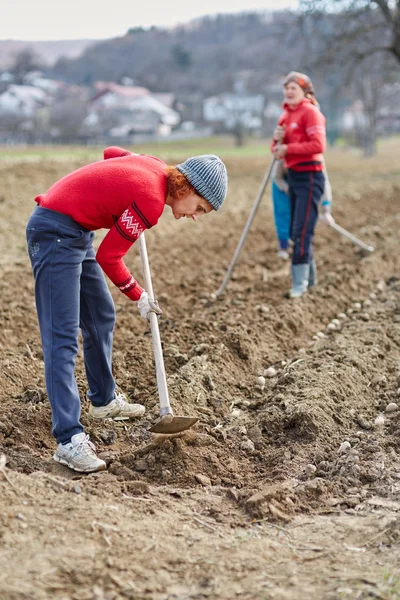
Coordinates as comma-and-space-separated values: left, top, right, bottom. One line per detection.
168, 192, 213, 221
284, 81, 305, 106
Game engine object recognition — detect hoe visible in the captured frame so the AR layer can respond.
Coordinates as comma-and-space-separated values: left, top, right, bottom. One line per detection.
138, 233, 198, 434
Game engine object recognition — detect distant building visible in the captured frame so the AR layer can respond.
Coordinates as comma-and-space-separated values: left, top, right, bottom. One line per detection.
84, 82, 180, 138
203, 92, 265, 132
23, 71, 64, 94
0, 84, 49, 118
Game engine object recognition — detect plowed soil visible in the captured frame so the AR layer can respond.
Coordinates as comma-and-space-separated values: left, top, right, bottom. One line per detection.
1, 144, 400, 600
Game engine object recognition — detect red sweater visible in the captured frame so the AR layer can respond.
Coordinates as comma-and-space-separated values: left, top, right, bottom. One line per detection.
35, 147, 168, 301
271, 98, 326, 172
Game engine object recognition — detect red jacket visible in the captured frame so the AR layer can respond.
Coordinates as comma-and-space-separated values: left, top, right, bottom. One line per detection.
271, 98, 326, 172
35, 147, 168, 301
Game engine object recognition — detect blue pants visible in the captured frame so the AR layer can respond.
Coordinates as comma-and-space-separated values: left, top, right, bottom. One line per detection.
271, 181, 291, 250
288, 170, 325, 265
26, 206, 116, 444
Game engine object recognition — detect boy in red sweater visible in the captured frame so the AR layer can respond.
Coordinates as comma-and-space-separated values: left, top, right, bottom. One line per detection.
26, 147, 228, 473
271, 71, 327, 297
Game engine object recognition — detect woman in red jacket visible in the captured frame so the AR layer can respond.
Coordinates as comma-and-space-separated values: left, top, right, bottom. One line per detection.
26, 148, 228, 473
272, 71, 328, 298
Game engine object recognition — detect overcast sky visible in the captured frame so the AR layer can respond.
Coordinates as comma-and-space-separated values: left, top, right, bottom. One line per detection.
0, 0, 299, 41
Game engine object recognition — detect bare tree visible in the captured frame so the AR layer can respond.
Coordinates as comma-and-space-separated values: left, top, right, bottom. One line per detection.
10, 49, 44, 84
299, 0, 400, 66
298, 0, 400, 154
49, 89, 89, 142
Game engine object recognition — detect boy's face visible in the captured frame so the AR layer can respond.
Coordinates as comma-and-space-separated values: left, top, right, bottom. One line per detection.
169, 192, 213, 221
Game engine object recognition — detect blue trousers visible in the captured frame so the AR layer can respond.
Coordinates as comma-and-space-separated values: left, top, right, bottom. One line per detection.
271, 181, 291, 250
26, 206, 116, 444
287, 170, 325, 265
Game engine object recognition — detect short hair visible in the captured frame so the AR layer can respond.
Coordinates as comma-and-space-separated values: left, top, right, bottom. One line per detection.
166, 165, 198, 200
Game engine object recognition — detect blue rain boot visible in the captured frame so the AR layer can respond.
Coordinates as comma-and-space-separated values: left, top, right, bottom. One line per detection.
308, 259, 317, 288
290, 264, 310, 298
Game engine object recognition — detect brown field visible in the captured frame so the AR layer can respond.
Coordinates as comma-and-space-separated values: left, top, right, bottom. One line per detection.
1, 142, 400, 600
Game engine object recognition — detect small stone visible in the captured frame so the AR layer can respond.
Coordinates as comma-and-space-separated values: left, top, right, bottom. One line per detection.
327, 323, 336, 331
385, 403, 399, 414
353, 302, 362, 310
259, 304, 270, 314
338, 441, 351, 454
264, 366, 277, 378
371, 374, 386, 388
230, 409, 242, 418
305, 464, 317, 476
363, 299, 372, 308
195, 473, 212, 486
355, 430, 367, 438
347, 308, 353, 315
73, 483, 82, 495
376, 280, 386, 292
374, 414, 385, 426
16, 513, 26, 521
126, 481, 150, 495
146, 454, 156, 467
397, 388, 400, 396
227, 488, 239, 502
257, 376, 266, 390
240, 438, 255, 453
134, 459, 148, 472
316, 331, 325, 338
369, 292, 377, 300
338, 313, 347, 319
161, 469, 171, 480
356, 417, 371, 430
247, 425, 263, 444
331, 319, 341, 327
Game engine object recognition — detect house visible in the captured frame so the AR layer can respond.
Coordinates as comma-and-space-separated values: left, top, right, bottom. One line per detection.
84, 82, 180, 138
203, 92, 265, 133
23, 71, 64, 95
0, 84, 49, 118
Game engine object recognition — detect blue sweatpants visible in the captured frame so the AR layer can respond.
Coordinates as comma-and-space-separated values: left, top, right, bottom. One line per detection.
287, 170, 325, 265
271, 181, 291, 250
26, 206, 116, 444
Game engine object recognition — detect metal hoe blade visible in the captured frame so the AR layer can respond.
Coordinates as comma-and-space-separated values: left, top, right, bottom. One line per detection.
149, 414, 199, 434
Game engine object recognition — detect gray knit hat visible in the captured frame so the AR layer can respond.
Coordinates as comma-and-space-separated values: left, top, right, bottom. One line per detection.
176, 154, 228, 211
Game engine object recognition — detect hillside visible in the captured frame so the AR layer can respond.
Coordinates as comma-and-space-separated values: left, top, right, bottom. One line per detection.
0, 38, 100, 68
48, 11, 302, 95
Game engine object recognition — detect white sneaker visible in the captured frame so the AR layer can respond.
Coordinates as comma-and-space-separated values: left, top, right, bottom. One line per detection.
88, 392, 145, 421
53, 433, 106, 473
277, 249, 290, 260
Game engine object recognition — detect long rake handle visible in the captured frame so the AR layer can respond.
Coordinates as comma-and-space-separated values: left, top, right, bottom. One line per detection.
329, 221, 374, 252
138, 233, 172, 417
216, 155, 277, 296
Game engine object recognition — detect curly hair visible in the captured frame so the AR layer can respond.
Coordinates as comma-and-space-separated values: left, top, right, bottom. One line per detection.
166, 166, 198, 200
